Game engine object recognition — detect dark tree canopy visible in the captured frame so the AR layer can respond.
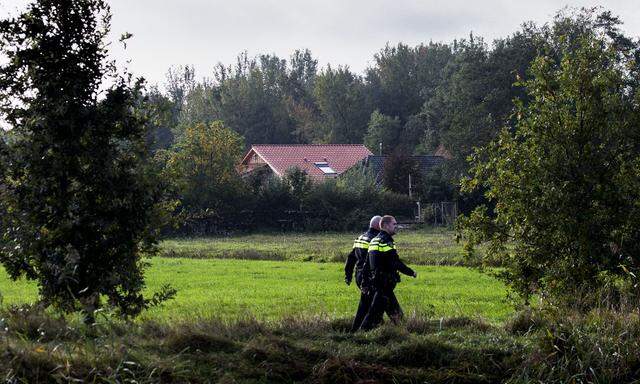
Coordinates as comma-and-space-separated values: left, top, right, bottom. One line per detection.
314, 65, 370, 144
0, 0, 173, 318
382, 151, 423, 196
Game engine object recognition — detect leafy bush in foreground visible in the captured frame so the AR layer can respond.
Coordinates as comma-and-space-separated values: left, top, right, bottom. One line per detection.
459, 11, 640, 306
0, 0, 172, 318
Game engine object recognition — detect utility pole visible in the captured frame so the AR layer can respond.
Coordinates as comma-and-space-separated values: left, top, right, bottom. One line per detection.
408, 174, 412, 198
379, 142, 382, 155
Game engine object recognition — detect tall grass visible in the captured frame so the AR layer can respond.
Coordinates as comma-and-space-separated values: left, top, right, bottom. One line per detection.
0, 305, 524, 383
508, 290, 640, 383
3, 300, 640, 382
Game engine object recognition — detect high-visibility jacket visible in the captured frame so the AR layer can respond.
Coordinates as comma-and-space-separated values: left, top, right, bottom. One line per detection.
368, 231, 415, 289
344, 228, 379, 285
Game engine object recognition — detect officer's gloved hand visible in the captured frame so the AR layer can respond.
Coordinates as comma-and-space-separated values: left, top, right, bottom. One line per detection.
345, 276, 352, 285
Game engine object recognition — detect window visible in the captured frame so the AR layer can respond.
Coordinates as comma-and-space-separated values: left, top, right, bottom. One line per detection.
314, 162, 336, 175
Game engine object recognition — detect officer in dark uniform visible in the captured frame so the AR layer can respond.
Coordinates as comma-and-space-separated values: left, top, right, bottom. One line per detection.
360, 215, 417, 331
344, 215, 381, 332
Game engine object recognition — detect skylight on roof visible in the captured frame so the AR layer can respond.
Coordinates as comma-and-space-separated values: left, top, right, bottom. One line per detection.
314, 162, 336, 175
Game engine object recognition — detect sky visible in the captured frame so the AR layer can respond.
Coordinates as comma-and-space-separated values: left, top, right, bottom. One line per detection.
1, 0, 639, 89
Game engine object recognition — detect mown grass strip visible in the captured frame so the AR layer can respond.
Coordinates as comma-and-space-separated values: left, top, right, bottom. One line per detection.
160, 228, 477, 266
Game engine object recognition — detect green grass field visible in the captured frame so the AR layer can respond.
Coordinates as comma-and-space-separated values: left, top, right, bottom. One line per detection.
1, 258, 511, 322
0, 231, 528, 382
0, 230, 510, 325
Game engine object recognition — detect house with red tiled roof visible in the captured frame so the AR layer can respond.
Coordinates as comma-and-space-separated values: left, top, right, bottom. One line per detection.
239, 144, 373, 182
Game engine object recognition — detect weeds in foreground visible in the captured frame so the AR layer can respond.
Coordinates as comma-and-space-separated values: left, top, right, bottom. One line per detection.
3, 304, 640, 383
509, 307, 640, 383
0, 306, 521, 383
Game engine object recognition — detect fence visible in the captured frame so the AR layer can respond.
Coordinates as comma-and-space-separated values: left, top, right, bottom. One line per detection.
165, 201, 457, 236
417, 201, 458, 226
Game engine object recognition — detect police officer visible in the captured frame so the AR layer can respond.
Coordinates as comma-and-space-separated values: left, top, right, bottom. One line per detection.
360, 215, 417, 331
344, 215, 381, 332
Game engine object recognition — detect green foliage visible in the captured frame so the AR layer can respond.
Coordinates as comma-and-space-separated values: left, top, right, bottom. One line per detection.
283, 166, 312, 203
159, 121, 246, 231
179, 79, 218, 129
150, 11, 639, 222
365, 42, 453, 155
377, 151, 453, 203
0, 0, 172, 317
145, 86, 176, 151
186, 161, 416, 233
420, 166, 456, 203
213, 51, 318, 145
156, 41, 456, 154
314, 66, 370, 143
420, 33, 539, 179
366, 43, 452, 126
336, 163, 378, 193
382, 151, 423, 195
364, 110, 402, 154
459, 16, 640, 305
301, 169, 414, 231
165, 65, 196, 117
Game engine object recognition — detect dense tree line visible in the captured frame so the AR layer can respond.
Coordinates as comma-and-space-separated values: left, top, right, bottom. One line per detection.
146, 25, 545, 179
146, 9, 634, 185
144, 7, 638, 234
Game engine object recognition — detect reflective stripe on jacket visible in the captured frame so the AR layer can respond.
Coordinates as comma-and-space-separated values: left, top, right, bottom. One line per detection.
368, 231, 415, 287
345, 228, 380, 283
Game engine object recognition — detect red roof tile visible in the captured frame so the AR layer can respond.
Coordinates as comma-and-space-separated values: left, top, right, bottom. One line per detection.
242, 144, 373, 181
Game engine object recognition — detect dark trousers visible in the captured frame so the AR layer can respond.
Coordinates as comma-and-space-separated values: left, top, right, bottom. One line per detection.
350, 290, 373, 332
359, 287, 404, 331
350, 270, 373, 332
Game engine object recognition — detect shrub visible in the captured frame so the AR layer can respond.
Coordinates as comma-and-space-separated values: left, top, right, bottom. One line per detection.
458, 12, 640, 306
0, 0, 173, 318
